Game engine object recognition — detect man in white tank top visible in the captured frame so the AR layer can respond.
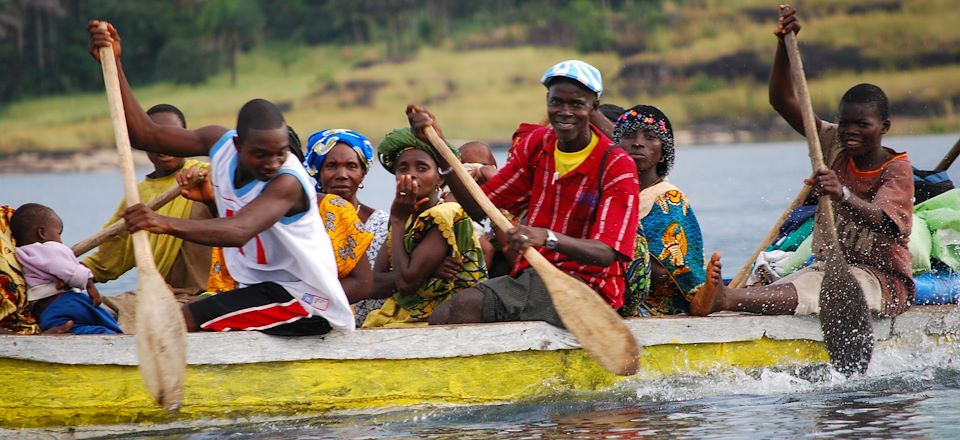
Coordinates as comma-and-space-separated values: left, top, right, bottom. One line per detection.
88, 22, 355, 334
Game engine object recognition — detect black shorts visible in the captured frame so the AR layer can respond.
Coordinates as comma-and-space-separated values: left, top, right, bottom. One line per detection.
186, 282, 332, 336
476, 268, 563, 328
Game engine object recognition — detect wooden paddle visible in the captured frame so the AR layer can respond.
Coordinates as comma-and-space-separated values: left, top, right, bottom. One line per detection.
71, 183, 182, 256
422, 125, 640, 376
784, 31, 873, 376
729, 184, 811, 288
97, 21, 187, 411
735, 129, 960, 288
934, 134, 960, 172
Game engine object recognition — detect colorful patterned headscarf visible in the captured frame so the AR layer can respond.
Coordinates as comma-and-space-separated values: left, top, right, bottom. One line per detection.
377, 128, 458, 175
613, 104, 676, 177
304, 129, 375, 190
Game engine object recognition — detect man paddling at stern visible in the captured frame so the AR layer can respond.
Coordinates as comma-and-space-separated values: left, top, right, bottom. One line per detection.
691, 6, 914, 319
410, 60, 641, 327
88, 21, 356, 335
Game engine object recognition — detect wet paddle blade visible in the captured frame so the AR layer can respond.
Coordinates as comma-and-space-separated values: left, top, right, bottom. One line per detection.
819, 247, 874, 377
528, 250, 640, 376
134, 263, 187, 411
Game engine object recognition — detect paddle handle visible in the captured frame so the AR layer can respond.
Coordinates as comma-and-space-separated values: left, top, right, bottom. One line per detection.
783, 32, 840, 241
71, 183, 182, 257
729, 184, 811, 288
97, 22, 158, 270
934, 135, 960, 171
424, 127, 514, 233
423, 127, 572, 281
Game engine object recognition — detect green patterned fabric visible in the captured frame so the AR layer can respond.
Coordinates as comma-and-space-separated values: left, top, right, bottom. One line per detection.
377, 127, 458, 175
392, 202, 487, 320
619, 224, 651, 317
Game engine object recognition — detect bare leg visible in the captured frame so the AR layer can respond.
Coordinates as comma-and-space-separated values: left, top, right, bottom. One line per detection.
429, 288, 485, 325
690, 252, 799, 316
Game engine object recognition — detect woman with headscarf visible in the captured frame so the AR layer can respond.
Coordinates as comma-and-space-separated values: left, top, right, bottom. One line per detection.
303, 128, 387, 326
363, 128, 488, 327
614, 105, 706, 316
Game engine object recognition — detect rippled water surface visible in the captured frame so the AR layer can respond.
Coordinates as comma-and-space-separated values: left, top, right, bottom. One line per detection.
129, 341, 960, 439
3, 134, 960, 438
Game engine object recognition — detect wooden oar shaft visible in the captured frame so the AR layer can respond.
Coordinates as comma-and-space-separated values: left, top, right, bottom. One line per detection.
934, 135, 960, 171
99, 38, 157, 270
783, 33, 840, 238
729, 184, 811, 288
71, 183, 182, 257
424, 127, 550, 273
424, 128, 513, 233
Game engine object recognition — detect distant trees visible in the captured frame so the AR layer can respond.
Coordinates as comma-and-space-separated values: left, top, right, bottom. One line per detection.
0, 0, 671, 106
0, 0, 66, 104
199, 0, 263, 87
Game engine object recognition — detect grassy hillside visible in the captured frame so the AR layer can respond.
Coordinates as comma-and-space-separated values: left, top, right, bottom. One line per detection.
2, 0, 960, 154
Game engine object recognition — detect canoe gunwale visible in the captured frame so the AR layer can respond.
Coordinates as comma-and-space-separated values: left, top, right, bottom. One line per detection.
1, 305, 955, 366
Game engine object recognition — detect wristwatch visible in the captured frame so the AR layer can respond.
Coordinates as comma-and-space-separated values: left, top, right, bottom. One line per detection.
545, 229, 559, 250
841, 186, 851, 202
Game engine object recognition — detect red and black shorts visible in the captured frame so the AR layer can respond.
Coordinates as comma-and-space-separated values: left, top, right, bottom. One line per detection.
186, 282, 332, 336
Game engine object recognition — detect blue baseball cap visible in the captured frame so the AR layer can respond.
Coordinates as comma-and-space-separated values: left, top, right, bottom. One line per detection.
540, 60, 603, 97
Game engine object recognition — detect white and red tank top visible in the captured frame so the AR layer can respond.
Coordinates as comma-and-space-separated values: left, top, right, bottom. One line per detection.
209, 130, 354, 330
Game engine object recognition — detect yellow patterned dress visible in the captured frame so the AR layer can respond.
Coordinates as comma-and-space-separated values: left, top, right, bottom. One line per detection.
362, 202, 488, 328
205, 194, 373, 293
0, 205, 39, 334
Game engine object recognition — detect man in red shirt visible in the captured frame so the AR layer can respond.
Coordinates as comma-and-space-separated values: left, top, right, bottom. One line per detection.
409, 60, 641, 328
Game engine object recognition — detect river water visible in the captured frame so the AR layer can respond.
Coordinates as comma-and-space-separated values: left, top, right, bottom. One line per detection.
2, 134, 959, 438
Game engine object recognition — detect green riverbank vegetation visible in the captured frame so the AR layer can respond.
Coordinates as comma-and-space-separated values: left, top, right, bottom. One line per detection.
1, 0, 958, 154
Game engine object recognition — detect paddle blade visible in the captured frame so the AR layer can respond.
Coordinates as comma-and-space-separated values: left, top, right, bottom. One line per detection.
819, 251, 874, 377
134, 268, 187, 411
533, 256, 639, 376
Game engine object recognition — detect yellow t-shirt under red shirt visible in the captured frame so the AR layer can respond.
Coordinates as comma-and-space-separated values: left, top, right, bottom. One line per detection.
553, 132, 599, 178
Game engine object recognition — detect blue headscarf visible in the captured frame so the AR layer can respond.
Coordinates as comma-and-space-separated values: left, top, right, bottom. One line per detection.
304, 129, 375, 191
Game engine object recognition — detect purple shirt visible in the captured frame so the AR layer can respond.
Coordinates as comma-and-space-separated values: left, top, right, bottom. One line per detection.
16, 241, 92, 301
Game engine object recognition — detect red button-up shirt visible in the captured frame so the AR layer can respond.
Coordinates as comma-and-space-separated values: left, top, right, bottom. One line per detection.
482, 124, 640, 308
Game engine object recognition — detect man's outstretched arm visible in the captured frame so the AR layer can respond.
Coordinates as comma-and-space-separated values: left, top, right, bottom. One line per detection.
88, 20, 226, 157
123, 174, 307, 247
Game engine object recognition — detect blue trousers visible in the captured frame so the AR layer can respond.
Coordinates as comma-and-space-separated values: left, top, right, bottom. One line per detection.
38, 291, 123, 334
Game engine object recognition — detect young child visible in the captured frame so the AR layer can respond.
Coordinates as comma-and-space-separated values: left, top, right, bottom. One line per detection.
691, 6, 914, 318
11, 203, 122, 334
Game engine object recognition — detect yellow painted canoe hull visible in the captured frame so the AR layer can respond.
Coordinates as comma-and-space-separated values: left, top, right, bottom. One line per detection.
3, 305, 956, 430
3, 338, 826, 429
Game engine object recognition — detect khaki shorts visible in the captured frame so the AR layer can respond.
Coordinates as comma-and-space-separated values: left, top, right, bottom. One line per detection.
775, 264, 883, 315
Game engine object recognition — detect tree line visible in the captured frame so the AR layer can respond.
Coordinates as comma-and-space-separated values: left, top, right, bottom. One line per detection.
0, 0, 662, 106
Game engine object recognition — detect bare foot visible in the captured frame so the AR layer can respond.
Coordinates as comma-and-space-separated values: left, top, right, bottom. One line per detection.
690, 252, 724, 316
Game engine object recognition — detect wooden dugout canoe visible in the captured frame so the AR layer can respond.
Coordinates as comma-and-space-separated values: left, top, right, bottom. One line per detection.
1, 305, 958, 432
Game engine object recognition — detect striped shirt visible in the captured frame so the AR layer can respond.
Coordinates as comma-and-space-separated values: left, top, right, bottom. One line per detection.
483, 124, 640, 308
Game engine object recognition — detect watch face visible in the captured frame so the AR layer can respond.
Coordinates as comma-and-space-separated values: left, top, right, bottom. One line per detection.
546, 231, 558, 249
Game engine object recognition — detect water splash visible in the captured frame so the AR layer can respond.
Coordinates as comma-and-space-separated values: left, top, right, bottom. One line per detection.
117, 331, 960, 439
